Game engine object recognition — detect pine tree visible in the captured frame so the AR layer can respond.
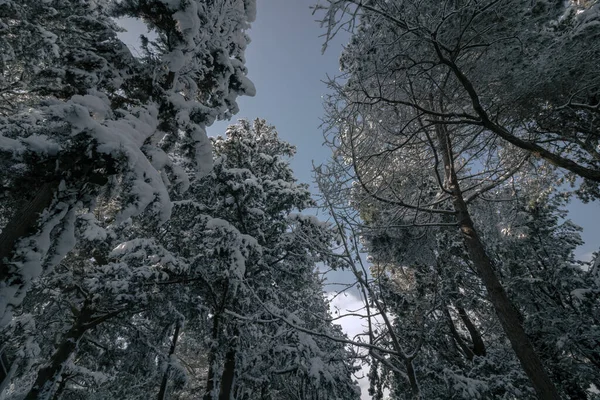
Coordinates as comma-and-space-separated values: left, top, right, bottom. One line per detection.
0, 0, 257, 326
159, 119, 359, 399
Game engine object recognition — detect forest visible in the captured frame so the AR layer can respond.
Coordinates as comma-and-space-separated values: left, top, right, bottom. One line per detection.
0, 0, 599, 399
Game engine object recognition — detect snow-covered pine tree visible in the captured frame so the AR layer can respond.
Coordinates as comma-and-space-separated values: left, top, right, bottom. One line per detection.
159, 119, 360, 399
0, 206, 190, 399
314, 1, 600, 397
0, 0, 256, 327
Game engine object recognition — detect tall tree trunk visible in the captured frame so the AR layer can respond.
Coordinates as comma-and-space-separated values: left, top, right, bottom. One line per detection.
157, 321, 182, 400
436, 126, 561, 400
204, 313, 221, 400
24, 304, 92, 400
24, 302, 124, 400
404, 360, 420, 400
0, 181, 59, 322
444, 307, 475, 361
456, 305, 486, 357
218, 346, 236, 400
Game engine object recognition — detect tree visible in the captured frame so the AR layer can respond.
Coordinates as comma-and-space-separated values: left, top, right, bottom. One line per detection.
345, 185, 600, 398
316, 0, 600, 190
313, 1, 600, 397
0, 215, 189, 399
157, 119, 360, 400
0, 0, 257, 326
2, 119, 360, 399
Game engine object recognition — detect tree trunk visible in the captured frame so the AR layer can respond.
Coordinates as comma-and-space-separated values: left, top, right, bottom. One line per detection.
0, 180, 59, 285
24, 302, 123, 400
157, 321, 182, 400
51, 373, 69, 400
204, 313, 221, 400
24, 304, 92, 400
456, 306, 486, 357
404, 359, 420, 400
218, 347, 236, 400
436, 126, 561, 400
444, 307, 475, 361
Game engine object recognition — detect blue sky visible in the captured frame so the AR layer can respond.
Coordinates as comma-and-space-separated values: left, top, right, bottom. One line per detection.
209, 0, 343, 188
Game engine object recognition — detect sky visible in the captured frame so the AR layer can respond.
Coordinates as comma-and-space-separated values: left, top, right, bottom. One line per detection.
205, 0, 359, 289
209, 0, 343, 187
118, 1, 600, 398
118, 0, 599, 260
208, 0, 600, 259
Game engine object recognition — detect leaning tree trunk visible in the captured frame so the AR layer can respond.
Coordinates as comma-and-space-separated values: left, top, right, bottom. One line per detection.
0, 181, 59, 324
157, 321, 182, 400
444, 306, 475, 361
456, 305, 486, 357
404, 359, 420, 400
24, 303, 92, 400
24, 302, 124, 400
436, 126, 561, 400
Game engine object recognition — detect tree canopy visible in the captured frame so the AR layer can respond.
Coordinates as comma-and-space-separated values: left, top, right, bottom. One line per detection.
1, 1, 599, 399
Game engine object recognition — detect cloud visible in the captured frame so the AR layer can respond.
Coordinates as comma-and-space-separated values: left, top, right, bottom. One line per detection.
327, 291, 373, 400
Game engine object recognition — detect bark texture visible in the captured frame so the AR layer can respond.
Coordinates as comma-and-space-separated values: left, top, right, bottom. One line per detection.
0, 180, 59, 280
157, 321, 182, 400
218, 347, 236, 400
436, 126, 561, 399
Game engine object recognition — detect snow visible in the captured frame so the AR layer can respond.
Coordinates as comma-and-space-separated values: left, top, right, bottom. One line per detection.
0, 201, 71, 326
308, 356, 326, 384
189, 125, 214, 178
444, 369, 489, 399
0, 131, 63, 160
173, 2, 201, 48
165, 49, 186, 72
46, 207, 77, 268
78, 213, 108, 241
37, 25, 59, 57
571, 287, 593, 301
64, 360, 112, 385
0, 135, 25, 155
21, 135, 60, 156
244, 0, 257, 22
43, 98, 174, 224
70, 93, 111, 119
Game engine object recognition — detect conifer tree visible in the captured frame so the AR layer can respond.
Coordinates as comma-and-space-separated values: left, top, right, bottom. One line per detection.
0, 0, 256, 326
